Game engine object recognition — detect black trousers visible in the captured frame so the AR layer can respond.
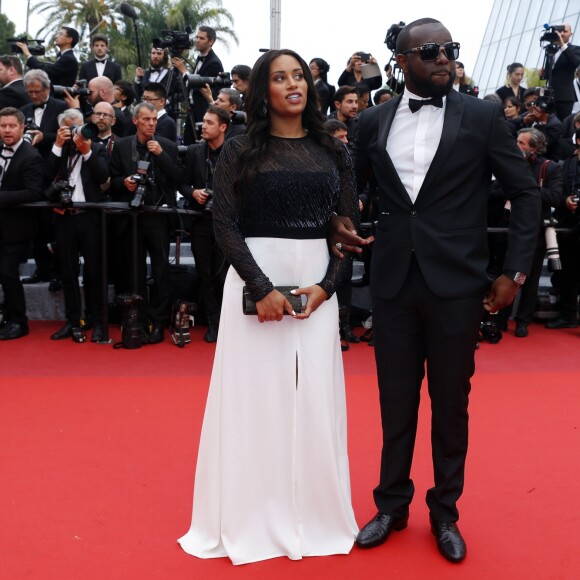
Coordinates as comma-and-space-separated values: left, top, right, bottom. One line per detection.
0, 238, 30, 324
54, 212, 102, 325
189, 216, 227, 329
371, 256, 482, 522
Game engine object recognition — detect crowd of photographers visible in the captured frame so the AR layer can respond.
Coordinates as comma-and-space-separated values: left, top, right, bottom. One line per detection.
1, 21, 580, 346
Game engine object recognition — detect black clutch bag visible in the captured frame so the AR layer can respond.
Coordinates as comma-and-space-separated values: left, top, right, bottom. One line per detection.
242, 286, 303, 315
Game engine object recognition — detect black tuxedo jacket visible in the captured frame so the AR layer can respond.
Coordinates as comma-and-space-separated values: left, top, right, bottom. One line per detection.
0, 80, 30, 109
551, 44, 580, 102
20, 97, 68, 159
155, 112, 177, 142
27, 51, 79, 87
179, 140, 209, 212
109, 134, 183, 207
190, 49, 224, 122
352, 90, 542, 300
134, 67, 180, 102
45, 142, 110, 204
78, 59, 122, 83
0, 141, 44, 241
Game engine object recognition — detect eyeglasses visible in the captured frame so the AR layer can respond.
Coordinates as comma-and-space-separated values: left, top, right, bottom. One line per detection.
141, 96, 163, 102
92, 112, 114, 119
401, 42, 460, 62
524, 101, 536, 108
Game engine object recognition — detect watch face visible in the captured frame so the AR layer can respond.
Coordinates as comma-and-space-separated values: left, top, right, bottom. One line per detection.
514, 272, 527, 285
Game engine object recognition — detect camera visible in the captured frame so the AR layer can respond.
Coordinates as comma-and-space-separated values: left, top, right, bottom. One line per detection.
45, 179, 74, 208
203, 187, 214, 212
184, 72, 232, 91
53, 79, 91, 100
68, 122, 99, 140
22, 118, 39, 146
543, 214, 561, 271
7, 37, 45, 56
358, 52, 371, 63
170, 300, 197, 347
152, 28, 193, 56
531, 87, 556, 114
540, 24, 566, 44
230, 110, 247, 125
129, 160, 154, 209
384, 22, 406, 52
478, 320, 503, 344
116, 293, 146, 349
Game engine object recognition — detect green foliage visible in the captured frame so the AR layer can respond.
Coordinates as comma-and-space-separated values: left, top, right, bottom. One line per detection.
0, 13, 17, 55
525, 68, 546, 89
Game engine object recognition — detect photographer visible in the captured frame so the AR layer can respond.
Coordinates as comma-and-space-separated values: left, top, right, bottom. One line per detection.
17, 26, 79, 88
134, 46, 179, 107
0, 107, 44, 341
109, 102, 184, 344
180, 105, 229, 343
231, 64, 251, 107
0, 55, 30, 109
337, 51, 382, 91
200, 87, 245, 140
546, 128, 580, 329
542, 23, 580, 120
511, 128, 563, 338
327, 86, 359, 145
45, 109, 109, 342
142, 82, 177, 142
78, 34, 122, 84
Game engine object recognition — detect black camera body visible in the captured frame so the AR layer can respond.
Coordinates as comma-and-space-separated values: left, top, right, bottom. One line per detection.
116, 293, 146, 349
230, 110, 247, 125
540, 24, 566, 44
184, 72, 232, 91
152, 28, 193, 56
358, 52, 371, 63
8, 37, 45, 56
130, 160, 154, 209
22, 117, 40, 146
384, 22, 406, 52
532, 87, 557, 114
46, 179, 74, 208
53, 79, 91, 100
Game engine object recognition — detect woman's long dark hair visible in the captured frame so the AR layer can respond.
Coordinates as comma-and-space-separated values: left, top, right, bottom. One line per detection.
309, 57, 330, 83
239, 49, 342, 183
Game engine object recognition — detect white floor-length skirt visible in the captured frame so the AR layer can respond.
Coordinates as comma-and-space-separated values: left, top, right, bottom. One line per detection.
178, 237, 358, 565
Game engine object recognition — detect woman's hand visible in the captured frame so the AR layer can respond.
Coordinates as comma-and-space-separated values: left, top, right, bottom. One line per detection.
256, 288, 295, 322
292, 285, 328, 320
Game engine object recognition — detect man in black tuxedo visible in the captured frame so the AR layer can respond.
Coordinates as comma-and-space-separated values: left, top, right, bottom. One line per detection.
142, 82, 177, 142
45, 109, 110, 342
134, 47, 179, 107
0, 107, 44, 340
173, 26, 224, 143
0, 56, 30, 109
180, 105, 230, 342
544, 23, 580, 120
20, 69, 68, 287
109, 102, 183, 343
78, 34, 122, 84
17, 26, 79, 88
340, 18, 541, 562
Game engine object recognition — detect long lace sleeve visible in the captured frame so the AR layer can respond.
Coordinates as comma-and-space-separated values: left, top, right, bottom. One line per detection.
213, 137, 274, 301
317, 146, 359, 297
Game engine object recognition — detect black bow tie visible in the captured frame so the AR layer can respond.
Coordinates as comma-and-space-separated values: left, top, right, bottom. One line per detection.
196, 55, 206, 62
34, 103, 46, 110
408, 96, 443, 113
95, 58, 107, 64
2, 146, 14, 152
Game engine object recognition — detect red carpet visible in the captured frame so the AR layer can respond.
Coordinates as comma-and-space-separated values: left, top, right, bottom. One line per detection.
1, 321, 579, 579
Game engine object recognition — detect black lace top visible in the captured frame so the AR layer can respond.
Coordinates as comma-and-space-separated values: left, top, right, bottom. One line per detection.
213, 134, 358, 301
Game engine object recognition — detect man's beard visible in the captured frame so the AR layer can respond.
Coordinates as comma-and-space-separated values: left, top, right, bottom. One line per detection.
407, 67, 455, 98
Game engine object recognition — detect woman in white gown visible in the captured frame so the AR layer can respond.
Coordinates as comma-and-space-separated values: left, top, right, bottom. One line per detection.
178, 49, 359, 565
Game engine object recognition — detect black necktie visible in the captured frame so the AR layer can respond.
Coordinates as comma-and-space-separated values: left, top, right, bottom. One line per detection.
408, 96, 443, 113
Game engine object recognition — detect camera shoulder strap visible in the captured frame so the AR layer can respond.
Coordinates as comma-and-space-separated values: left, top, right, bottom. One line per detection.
538, 159, 551, 187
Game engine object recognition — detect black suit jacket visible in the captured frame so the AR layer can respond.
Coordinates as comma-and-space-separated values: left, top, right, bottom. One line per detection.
134, 67, 180, 102
45, 142, 110, 204
27, 50, 79, 87
109, 134, 183, 207
551, 44, 580, 102
20, 97, 68, 160
0, 141, 44, 241
190, 49, 224, 123
155, 112, 177, 142
352, 90, 542, 300
0, 80, 31, 109
78, 59, 122, 83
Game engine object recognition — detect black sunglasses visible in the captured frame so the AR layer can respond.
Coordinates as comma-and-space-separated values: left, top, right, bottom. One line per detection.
402, 42, 460, 61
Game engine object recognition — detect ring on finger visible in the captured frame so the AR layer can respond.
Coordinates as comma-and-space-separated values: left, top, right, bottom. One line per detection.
335, 242, 343, 250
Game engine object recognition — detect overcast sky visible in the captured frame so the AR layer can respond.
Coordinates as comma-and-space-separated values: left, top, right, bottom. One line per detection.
5, 0, 495, 87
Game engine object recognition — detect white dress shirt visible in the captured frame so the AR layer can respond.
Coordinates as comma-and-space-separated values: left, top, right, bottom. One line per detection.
386, 88, 446, 204
51, 144, 92, 202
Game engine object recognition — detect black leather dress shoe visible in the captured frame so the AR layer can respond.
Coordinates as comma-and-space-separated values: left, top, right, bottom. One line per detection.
515, 322, 528, 338
0, 321, 29, 340
91, 323, 105, 343
51, 323, 75, 340
430, 517, 466, 563
355, 512, 408, 548
204, 328, 218, 343
148, 325, 165, 344
545, 318, 578, 329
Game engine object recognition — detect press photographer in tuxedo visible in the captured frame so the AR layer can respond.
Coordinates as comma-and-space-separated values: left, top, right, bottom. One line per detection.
0, 107, 44, 340
45, 109, 109, 342
109, 102, 183, 343
78, 34, 122, 83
